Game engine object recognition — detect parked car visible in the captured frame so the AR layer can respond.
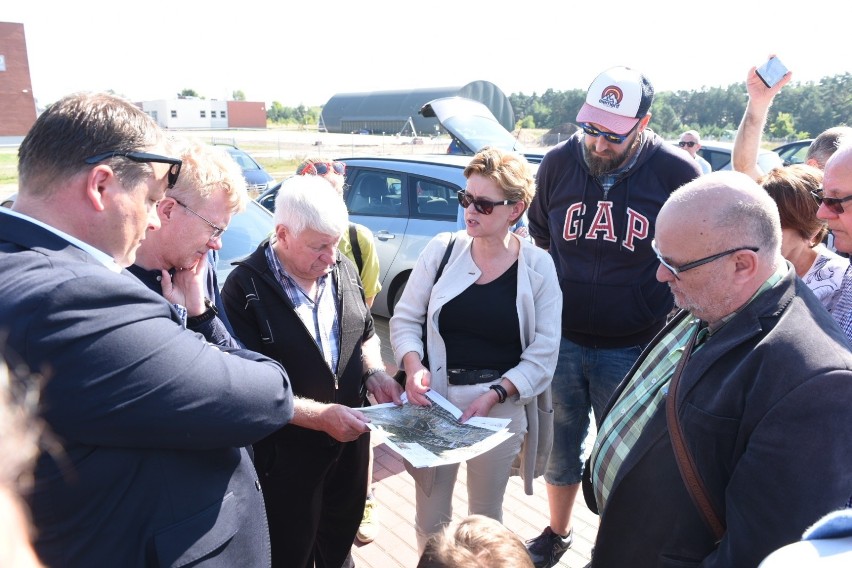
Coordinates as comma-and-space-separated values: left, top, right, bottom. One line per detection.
696, 141, 784, 173
213, 142, 275, 194
258, 154, 515, 317
1, 192, 15, 208
773, 139, 814, 166
419, 96, 544, 164
215, 199, 274, 284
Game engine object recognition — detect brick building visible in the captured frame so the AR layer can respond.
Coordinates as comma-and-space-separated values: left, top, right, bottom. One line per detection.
0, 22, 38, 138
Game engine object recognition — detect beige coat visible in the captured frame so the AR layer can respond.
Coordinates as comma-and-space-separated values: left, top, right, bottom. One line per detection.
390, 230, 561, 495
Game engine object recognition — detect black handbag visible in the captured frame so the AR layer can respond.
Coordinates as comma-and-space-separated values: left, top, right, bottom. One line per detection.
393, 235, 456, 386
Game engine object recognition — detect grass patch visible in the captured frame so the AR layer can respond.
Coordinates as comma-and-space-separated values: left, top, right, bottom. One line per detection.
0, 150, 18, 185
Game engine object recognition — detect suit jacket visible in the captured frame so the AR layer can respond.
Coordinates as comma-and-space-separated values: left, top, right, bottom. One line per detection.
0, 211, 294, 567
585, 266, 852, 568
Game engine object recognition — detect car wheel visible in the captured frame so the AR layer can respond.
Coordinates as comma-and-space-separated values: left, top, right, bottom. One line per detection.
389, 278, 408, 317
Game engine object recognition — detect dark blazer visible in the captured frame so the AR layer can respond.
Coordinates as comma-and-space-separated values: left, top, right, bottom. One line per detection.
0, 211, 294, 567
585, 266, 852, 568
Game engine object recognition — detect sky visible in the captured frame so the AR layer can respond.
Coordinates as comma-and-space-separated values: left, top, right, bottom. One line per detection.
3, 1, 849, 109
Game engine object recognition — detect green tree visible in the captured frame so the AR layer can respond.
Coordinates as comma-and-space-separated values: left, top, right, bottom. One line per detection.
769, 112, 796, 140
178, 89, 202, 99
232, 90, 246, 101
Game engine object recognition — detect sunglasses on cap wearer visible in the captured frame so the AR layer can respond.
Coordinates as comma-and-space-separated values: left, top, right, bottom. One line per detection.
580, 122, 637, 145
811, 189, 852, 215
678, 141, 697, 148
297, 161, 346, 176
84, 151, 183, 189
651, 239, 760, 280
457, 190, 517, 215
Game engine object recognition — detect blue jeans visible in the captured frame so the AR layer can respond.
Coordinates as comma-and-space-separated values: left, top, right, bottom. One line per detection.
544, 337, 644, 486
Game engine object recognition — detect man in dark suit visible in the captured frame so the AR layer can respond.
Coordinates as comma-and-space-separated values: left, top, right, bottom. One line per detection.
585, 171, 852, 567
0, 92, 294, 567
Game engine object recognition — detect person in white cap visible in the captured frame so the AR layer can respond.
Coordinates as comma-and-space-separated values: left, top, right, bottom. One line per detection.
525, 66, 701, 568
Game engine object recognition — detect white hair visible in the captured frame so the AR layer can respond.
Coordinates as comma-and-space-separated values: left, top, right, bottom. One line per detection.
272, 174, 348, 237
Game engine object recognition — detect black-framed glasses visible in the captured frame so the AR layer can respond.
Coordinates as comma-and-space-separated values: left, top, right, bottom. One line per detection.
298, 161, 346, 176
651, 239, 759, 279
811, 189, 852, 214
678, 141, 697, 148
85, 151, 183, 189
173, 198, 226, 241
580, 122, 635, 145
457, 190, 517, 215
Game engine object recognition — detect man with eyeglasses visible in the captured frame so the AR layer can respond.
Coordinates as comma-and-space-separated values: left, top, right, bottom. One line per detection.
678, 130, 712, 174
584, 170, 852, 567
129, 139, 246, 348
0, 92, 295, 567
525, 66, 701, 567
818, 144, 852, 342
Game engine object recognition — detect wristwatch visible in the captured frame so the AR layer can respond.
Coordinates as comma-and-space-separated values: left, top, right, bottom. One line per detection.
186, 298, 218, 326
362, 367, 386, 381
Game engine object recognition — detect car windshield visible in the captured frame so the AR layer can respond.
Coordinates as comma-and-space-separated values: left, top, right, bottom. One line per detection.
228, 149, 263, 172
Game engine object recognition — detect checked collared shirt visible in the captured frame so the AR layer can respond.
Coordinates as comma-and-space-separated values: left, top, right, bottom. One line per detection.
590, 266, 785, 512
265, 242, 341, 374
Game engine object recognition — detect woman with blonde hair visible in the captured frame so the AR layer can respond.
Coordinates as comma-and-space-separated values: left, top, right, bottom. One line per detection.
391, 146, 561, 552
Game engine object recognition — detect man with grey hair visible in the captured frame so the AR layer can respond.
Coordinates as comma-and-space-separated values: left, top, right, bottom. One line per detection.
678, 129, 712, 174
584, 171, 852, 567
222, 174, 403, 568
130, 138, 247, 347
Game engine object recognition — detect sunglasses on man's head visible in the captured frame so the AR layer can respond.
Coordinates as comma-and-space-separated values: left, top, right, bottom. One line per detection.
678, 141, 697, 148
457, 190, 517, 215
85, 151, 183, 189
812, 189, 852, 214
297, 161, 346, 176
580, 122, 633, 145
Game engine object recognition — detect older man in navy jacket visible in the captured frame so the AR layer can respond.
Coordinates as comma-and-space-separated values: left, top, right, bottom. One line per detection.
0, 92, 294, 567
585, 171, 852, 567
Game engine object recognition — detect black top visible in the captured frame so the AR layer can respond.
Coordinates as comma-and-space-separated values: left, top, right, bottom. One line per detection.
440, 260, 522, 372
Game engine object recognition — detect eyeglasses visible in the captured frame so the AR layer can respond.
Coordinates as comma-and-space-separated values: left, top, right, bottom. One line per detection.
173, 198, 226, 241
811, 189, 852, 214
457, 190, 517, 215
297, 161, 346, 176
651, 239, 759, 280
580, 122, 635, 145
85, 151, 182, 189
678, 141, 697, 148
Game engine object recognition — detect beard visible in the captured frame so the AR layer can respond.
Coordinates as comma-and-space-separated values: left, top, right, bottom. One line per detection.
582, 132, 641, 176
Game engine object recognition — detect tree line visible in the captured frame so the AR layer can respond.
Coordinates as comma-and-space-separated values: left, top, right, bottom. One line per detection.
258, 73, 849, 143
509, 73, 850, 142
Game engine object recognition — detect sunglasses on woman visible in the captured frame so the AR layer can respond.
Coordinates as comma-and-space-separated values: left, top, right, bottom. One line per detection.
297, 161, 346, 176
457, 190, 517, 215
811, 189, 852, 214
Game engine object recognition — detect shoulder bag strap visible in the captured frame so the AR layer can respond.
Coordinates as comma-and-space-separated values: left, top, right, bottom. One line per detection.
421, 234, 457, 365
348, 223, 363, 274
666, 323, 726, 542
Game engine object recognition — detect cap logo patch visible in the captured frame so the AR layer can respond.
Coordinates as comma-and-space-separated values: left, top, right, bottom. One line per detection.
598, 86, 624, 109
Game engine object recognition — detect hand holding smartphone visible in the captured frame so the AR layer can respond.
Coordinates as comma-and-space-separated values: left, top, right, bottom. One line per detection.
755, 56, 789, 89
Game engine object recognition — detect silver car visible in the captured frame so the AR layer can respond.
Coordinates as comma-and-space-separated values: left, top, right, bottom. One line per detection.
257, 155, 474, 317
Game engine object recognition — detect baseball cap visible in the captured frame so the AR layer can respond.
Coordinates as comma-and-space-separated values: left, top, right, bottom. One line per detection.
576, 66, 655, 134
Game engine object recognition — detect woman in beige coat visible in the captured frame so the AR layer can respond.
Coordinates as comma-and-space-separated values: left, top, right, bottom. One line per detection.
390, 147, 561, 552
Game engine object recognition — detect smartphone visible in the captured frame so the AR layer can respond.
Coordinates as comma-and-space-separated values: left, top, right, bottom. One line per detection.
755, 56, 789, 89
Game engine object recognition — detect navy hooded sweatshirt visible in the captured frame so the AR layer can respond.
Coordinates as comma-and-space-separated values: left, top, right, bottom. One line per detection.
528, 130, 701, 348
